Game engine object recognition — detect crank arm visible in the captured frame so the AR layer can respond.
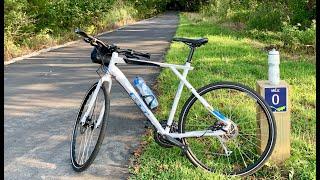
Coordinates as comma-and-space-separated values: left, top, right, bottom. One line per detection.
162, 134, 188, 155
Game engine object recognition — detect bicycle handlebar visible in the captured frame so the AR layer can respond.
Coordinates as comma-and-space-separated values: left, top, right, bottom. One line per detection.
75, 28, 108, 48
75, 28, 150, 59
75, 28, 91, 39
133, 50, 151, 59
117, 48, 150, 59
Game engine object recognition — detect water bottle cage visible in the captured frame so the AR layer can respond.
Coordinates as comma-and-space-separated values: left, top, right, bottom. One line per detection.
142, 95, 155, 108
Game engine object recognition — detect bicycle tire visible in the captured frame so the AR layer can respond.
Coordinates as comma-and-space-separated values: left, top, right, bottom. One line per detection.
178, 81, 276, 176
70, 82, 110, 172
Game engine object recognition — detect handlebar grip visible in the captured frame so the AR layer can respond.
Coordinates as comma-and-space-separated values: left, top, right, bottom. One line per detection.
75, 28, 92, 39
133, 51, 150, 59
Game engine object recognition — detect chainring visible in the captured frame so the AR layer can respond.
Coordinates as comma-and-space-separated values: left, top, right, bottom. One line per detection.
153, 121, 178, 148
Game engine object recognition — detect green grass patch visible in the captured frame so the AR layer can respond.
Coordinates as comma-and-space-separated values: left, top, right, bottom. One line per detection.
130, 13, 315, 179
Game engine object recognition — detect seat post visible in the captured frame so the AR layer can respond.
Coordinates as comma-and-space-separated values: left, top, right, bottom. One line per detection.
186, 46, 195, 63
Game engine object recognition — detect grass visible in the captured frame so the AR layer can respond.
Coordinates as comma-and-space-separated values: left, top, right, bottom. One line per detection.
129, 13, 316, 179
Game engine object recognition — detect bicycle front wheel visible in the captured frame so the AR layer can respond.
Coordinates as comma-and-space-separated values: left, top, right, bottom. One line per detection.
178, 82, 276, 176
70, 82, 110, 172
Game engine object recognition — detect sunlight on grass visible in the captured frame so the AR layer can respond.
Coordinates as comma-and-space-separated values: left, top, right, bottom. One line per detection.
130, 13, 315, 179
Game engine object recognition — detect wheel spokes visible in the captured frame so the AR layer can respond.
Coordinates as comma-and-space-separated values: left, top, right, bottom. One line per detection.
182, 86, 274, 175
73, 86, 105, 166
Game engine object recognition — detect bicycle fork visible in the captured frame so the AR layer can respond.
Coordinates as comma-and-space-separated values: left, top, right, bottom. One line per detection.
79, 73, 112, 128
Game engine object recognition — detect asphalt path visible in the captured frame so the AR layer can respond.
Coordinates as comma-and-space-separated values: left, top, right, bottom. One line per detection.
4, 12, 178, 180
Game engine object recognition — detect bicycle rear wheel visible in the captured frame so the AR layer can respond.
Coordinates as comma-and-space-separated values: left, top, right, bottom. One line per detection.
70, 82, 110, 172
178, 82, 276, 176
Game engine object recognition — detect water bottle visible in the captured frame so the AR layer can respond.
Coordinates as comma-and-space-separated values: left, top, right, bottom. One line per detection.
268, 48, 280, 85
133, 77, 159, 109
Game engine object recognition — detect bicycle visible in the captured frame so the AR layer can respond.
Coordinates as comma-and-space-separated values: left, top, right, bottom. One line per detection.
70, 28, 276, 176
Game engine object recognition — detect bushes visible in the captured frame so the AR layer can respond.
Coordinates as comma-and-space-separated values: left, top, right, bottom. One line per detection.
130, 0, 169, 18
200, 0, 316, 29
4, 0, 168, 61
288, 0, 316, 28
199, 0, 316, 53
200, 0, 231, 19
281, 20, 316, 49
246, 2, 286, 31
4, 0, 316, 61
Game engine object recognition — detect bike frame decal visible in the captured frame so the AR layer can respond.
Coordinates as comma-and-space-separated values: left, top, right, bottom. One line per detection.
211, 110, 228, 122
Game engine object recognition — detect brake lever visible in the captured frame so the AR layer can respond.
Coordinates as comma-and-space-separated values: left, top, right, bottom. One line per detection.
124, 52, 140, 59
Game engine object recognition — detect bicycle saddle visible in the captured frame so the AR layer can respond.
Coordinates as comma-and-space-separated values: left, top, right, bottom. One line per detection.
172, 37, 208, 47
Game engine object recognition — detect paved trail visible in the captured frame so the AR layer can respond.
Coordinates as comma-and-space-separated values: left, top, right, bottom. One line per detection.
4, 12, 178, 180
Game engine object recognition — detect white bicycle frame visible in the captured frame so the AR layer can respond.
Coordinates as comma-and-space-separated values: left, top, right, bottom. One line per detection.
80, 52, 232, 139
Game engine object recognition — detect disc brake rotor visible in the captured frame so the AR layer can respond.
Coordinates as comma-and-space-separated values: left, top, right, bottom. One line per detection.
219, 121, 239, 142
80, 117, 95, 134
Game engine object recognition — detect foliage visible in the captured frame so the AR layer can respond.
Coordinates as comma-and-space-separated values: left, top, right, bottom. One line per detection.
4, 0, 168, 61
198, 0, 316, 53
281, 20, 316, 48
199, 0, 316, 30
5, 0, 315, 61
287, 0, 316, 28
246, 2, 286, 31
166, 0, 208, 11
200, 0, 231, 18
129, 0, 170, 18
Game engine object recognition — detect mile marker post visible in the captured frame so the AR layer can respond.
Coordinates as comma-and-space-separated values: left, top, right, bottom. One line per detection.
256, 49, 291, 164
